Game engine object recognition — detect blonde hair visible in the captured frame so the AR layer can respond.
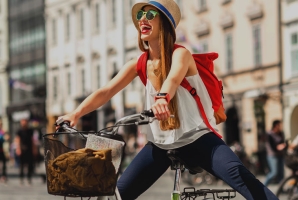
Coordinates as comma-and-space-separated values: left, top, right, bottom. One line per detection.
138, 12, 180, 131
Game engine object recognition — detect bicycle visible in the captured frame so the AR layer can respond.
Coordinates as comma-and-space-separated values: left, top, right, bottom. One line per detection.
276, 156, 298, 199
44, 110, 236, 200
276, 173, 298, 200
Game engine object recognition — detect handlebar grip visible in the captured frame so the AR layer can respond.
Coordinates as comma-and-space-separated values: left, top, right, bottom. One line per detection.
141, 109, 155, 117
55, 118, 70, 127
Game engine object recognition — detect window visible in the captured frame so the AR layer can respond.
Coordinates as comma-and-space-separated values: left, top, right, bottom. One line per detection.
112, 0, 116, 26
67, 72, 71, 95
291, 32, 298, 74
192, 41, 208, 53
225, 33, 233, 71
198, 0, 207, 11
111, 62, 117, 78
222, 0, 232, 5
52, 19, 57, 45
65, 14, 70, 41
53, 76, 58, 100
82, 69, 85, 94
9, 16, 45, 55
80, 9, 84, 38
97, 65, 101, 88
126, 0, 134, 23
253, 25, 262, 67
95, 3, 100, 33
113, 62, 117, 73
200, 41, 208, 53
34, 63, 46, 86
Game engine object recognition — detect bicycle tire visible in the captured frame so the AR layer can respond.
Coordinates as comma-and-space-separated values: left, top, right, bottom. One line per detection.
276, 174, 298, 199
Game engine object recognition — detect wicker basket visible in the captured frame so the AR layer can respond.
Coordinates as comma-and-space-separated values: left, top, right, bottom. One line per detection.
43, 132, 125, 197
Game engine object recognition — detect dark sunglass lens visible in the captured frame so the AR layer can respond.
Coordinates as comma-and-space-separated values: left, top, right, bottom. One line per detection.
136, 10, 144, 20
146, 11, 155, 20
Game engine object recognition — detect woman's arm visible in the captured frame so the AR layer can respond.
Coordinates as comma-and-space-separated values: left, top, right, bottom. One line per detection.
159, 48, 196, 98
151, 48, 196, 120
58, 58, 138, 127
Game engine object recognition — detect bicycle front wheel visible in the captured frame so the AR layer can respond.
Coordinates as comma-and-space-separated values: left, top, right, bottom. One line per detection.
276, 175, 298, 199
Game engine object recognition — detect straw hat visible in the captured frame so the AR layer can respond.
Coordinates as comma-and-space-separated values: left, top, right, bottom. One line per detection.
131, 0, 181, 32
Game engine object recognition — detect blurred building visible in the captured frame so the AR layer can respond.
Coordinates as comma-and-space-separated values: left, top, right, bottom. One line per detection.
282, 0, 298, 140
45, 0, 143, 133
176, 0, 283, 154
0, 0, 9, 131
43, 0, 292, 156
7, 0, 46, 137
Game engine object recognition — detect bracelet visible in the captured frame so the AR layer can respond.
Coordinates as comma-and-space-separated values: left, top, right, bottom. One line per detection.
154, 93, 170, 103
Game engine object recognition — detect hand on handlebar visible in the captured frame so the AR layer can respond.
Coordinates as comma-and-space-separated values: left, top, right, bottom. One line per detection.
151, 99, 171, 121
55, 112, 78, 130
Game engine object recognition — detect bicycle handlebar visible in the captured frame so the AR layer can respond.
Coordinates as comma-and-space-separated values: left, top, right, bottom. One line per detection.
55, 109, 172, 135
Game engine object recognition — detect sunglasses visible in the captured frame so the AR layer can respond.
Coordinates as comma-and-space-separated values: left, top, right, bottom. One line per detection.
136, 10, 159, 21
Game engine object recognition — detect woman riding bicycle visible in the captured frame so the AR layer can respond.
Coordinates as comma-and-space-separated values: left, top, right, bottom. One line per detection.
56, 0, 278, 199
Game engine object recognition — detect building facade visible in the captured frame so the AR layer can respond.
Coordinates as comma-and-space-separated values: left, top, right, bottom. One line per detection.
7, 0, 46, 137
177, 0, 283, 154
282, 0, 298, 140
45, 0, 287, 156
45, 0, 143, 133
0, 0, 9, 130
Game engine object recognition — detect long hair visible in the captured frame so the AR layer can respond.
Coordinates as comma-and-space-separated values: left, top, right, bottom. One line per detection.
138, 12, 180, 130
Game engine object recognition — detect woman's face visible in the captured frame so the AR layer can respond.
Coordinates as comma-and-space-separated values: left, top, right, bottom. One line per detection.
138, 6, 160, 41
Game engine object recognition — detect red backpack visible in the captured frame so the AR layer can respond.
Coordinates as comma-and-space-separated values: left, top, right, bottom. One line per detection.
136, 44, 226, 138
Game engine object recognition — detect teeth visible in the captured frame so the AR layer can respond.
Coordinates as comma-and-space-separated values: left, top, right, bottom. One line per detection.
141, 25, 151, 30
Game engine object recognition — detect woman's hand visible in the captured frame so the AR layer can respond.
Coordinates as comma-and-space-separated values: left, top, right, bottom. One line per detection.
55, 112, 79, 129
151, 99, 171, 121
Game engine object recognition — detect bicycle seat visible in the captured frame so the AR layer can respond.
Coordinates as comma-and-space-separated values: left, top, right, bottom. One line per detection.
167, 150, 203, 174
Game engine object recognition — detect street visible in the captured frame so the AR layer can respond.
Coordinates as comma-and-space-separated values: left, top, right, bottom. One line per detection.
0, 161, 282, 200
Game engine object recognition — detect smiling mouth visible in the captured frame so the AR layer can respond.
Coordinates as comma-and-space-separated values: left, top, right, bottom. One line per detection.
141, 25, 152, 34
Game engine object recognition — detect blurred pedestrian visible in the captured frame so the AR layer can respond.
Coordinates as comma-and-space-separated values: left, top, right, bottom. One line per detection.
0, 119, 8, 182
264, 120, 286, 186
15, 119, 37, 185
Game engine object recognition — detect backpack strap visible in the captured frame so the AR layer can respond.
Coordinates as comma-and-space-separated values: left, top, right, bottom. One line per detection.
136, 52, 149, 85
180, 78, 222, 138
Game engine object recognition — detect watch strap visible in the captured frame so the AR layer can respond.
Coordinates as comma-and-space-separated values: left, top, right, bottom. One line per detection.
154, 93, 170, 103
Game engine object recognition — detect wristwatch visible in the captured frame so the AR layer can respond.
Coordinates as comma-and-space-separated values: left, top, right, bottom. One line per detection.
154, 93, 170, 103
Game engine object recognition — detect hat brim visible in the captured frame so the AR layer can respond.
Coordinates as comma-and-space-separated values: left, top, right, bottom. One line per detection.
131, 2, 176, 34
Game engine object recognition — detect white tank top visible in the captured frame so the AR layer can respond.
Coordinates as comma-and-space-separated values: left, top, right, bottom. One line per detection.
144, 74, 218, 149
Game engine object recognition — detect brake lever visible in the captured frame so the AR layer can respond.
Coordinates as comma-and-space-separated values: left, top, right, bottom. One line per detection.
149, 115, 174, 123
136, 115, 175, 125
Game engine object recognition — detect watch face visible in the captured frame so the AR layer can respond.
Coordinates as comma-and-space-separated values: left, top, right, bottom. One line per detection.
157, 93, 167, 96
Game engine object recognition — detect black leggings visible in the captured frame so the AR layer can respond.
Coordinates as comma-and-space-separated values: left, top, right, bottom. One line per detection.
19, 152, 34, 181
117, 132, 278, 200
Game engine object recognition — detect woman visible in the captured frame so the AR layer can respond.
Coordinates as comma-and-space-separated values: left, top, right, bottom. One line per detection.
57, 0, 278, 199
